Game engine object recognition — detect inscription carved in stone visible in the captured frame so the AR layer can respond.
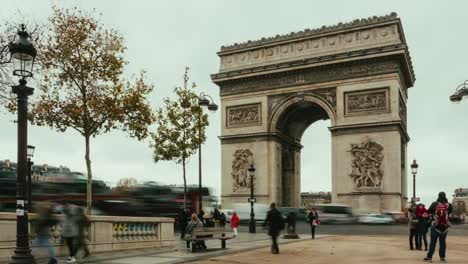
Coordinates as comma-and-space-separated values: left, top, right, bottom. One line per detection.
227, 103, 261, 128
345, 88, 388, 115
231, 149, 254, 192
348, 139, 384, 189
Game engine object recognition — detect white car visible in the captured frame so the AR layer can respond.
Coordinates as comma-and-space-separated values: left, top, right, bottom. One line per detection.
358, 213, 394, 224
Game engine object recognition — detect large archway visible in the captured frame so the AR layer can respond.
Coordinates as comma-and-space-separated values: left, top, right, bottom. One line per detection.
212, 13, 415, 213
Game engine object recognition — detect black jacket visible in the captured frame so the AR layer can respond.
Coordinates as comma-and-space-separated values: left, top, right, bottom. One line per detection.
264, 208, 284, 236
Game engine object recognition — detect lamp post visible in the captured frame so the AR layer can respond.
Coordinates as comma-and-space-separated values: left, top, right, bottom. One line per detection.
410, 159, 419, 202
449, 81, 468, 103
26, 145, 35, 213
248, 164, 256, 233
8, 24, 37, 264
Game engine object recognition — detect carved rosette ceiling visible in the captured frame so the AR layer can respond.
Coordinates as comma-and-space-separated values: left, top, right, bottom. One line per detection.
226, 103, 261, 128
231, 149, 255, 192
348, 139, 384, 190
345, 88, 389, 116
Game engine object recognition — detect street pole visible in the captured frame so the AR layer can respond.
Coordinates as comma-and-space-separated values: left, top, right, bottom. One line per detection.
413, 173, 416, 201
249, 174, 256, 233
10, 79, 35, 264
198, 114, 202, 214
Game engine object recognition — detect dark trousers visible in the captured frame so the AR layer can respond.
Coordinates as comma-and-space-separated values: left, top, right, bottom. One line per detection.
310, 225, 316, 239
427, 227, 447, 259
409, 228, 418, 249
417, 231, 428, 250
271, 235, 279, 254
76, 236, 90, 256
65, 237, 76, 257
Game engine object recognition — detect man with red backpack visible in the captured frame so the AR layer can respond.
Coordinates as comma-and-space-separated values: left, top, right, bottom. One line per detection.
424, 192, 453, 263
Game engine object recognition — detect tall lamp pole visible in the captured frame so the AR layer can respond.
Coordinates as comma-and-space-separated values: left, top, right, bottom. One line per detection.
248, 164, 256, 233
182, 92, 218, 214
8, 24, 37, 264
410, 159, 419, 202
26, 145, 35, 213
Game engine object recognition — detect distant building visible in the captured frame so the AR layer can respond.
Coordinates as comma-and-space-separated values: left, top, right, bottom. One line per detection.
301, 191, 332, 208
453, 188, 468, 215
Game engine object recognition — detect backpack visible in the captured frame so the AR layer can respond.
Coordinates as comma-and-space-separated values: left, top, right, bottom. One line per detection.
433, 202, 449, 230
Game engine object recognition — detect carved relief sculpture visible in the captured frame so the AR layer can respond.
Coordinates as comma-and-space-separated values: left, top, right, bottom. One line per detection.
345, 88, 389, 115
227, 103, 261, 128
231, 149, 254, 192
348, 139, 384, 189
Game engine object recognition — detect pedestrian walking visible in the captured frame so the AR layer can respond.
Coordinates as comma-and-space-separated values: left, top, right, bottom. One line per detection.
407, 201, 419, 250
424, 192, 453, 263
75, 207, 90, 258
263, 203, 284, 254
62, 203, 79, 263
307, 208, 319, 239
33, 202, 58, 264
179, 208, 190, 239
213, 208, 221, 226
415, 203, 429, 251
220, 212, 226, 228
230, 211, 240, 237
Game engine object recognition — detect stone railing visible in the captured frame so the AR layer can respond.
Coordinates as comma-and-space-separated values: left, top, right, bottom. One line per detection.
0, 213, 175, 262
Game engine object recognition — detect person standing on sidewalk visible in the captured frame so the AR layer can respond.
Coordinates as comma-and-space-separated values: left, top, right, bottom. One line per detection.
34, 202, 58, 264
62, 203, 79, 263
263, 203, 284, 254
179, 208, 190, 239
75, 207, 91, 258
415, 203, 429, 251
307, 208, 319, 239
407, 201, 418, 250
424, 192, 453, 263
230, 211, 240, 237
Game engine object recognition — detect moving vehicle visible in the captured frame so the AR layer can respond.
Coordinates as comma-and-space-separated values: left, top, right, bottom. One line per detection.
358, 213, 394, 225
277, 207, 308, 222
313, 204, 354, 224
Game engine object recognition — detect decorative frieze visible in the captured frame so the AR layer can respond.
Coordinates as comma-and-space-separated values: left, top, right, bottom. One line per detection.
226, 103, 261, 128
348, 139, 384, 190
218, 59, 402, 96
399, 94, 407, 128
231, 149, 254, 192
344, 88, 389, 116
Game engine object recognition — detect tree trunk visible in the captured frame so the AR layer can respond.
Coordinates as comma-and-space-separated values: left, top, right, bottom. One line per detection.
85, 135, 93, 215
182, 154, 187, 210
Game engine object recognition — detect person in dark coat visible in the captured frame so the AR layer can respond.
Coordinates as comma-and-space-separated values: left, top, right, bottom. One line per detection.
179, 208, 190, 239
263, 203, 284, 254
415, 203, 429, 251
219, 212, 226, 228
307, 208, 319, 239
75, 207, 90, 258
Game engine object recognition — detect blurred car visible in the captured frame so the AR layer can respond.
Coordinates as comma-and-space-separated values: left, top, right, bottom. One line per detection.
277, 207, 308, 222
229, 203, 270, 225
313, 204, 355, 224
384, 211, 408, 224
220, 209, 235, 223
358, 213, 394, 224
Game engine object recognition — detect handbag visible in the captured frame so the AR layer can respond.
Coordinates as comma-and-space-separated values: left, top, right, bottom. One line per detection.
313, 220, 320, 226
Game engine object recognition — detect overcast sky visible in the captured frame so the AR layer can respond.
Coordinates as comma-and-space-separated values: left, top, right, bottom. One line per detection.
1, 0, 467, 206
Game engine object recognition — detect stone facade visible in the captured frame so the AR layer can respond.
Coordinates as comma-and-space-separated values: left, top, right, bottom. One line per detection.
213, 14, 414, 213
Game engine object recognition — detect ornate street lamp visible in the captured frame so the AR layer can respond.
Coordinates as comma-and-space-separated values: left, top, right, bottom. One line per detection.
8, 24, 37, 264
26, 145, 35, 213
248, 164, 256, 233
410, 159, 419, 202
449, 81, 468, 103
181, 92, 218, 214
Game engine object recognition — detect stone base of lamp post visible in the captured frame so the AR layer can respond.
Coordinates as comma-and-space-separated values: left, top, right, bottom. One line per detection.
282, 212, 299, 239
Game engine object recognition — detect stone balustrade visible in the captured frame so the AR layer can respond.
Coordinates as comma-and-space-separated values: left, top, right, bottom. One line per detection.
0, 213, 175, 262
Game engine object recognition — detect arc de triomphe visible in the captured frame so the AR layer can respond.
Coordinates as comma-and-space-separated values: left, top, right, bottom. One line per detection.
211, 13, 415, 213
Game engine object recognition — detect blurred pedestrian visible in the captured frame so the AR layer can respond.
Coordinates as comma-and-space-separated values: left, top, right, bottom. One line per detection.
75, 207, 90, 258
33, 202, 58, 264
62, 203, 79, 263
179, 208, 190, 239
230, 211, 240, 237
204, 212, 215, 227
424, 192, 453, 263
213, 208, 221, 226
198, 209, 205, 225
415, 203, 428, 251
307, 208, 319, 239
220, 212, 226, 228
407, 201, 418, 250
263, 203, 284, 254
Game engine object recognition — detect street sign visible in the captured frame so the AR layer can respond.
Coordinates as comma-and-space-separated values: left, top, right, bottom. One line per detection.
248, 198, 256, 203
411, 197, 420, 202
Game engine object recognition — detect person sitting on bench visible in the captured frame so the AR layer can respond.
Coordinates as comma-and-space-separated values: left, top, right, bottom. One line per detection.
185, 213, 207, 250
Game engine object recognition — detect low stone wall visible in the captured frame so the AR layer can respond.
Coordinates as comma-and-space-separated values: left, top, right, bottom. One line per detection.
0, 213, 175, 262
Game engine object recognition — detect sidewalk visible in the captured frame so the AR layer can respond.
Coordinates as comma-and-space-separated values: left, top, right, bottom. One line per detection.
41, 232, 315, 264
193, 235, 468, 264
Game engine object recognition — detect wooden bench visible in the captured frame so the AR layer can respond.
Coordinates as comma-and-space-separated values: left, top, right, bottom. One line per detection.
186, 226, 233, 252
